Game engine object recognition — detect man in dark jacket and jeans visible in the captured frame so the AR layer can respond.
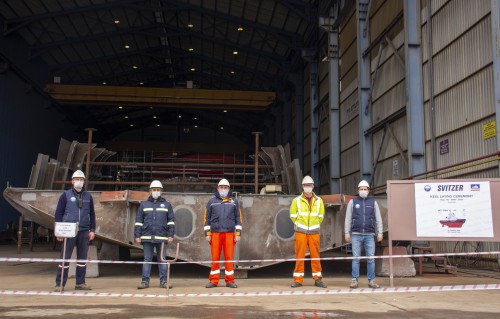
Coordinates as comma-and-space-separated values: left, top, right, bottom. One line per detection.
135, 180, 175, 289
203, 178, 242, 288
54, 170, 96, 292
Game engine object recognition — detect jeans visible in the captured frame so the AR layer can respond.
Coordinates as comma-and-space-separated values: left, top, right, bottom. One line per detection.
55, 230, 89, 286
351, 234, 376, 281
141, 242, 167, 283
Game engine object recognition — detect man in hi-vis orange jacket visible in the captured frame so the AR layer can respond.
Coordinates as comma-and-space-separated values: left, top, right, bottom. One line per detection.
289, 176, 327, 288
203, 178, 242, 288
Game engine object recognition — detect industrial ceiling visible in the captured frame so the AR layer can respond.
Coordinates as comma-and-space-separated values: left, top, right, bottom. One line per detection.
0, 0, 324, 144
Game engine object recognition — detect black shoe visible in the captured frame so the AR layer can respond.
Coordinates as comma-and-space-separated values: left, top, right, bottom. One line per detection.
54, 286, 64, 292
75, 283, 92, 290
291, 281, 302, 288
226, 282, 238, 288
160, 281, 173, 289
314, 280, 327, 288
137, 281, 149, 289
205, 282, 217, 288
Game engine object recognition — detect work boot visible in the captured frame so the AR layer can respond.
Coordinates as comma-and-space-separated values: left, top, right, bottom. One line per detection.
226, 282, 238, 288
291, 281, 302, 288
314, 280, 327, 288
205, 282, 217, 288
160, 281, 173, 289
137, 281, 149, 289
349, 279, 358, 289
75, 283, 92, 290
368, 280, 380, 289
54, 286, 64, 292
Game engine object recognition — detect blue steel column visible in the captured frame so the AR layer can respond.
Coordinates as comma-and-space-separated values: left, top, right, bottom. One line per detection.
491, 0, 500, 157
404, 0, 426, 176
291, 72, 305, 170
356, 0, 372, 183
319, 12, 341, 193
302, 49, 320, 186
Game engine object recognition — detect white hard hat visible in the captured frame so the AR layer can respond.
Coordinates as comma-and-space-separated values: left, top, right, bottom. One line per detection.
301, 176, 314, 185
218, 179, 230, 187
150, 180, 163, 189
71, 170, 85, 179
358, 180, 370, 188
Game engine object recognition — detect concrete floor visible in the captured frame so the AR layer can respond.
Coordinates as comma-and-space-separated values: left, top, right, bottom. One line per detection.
1, 242, 500, 318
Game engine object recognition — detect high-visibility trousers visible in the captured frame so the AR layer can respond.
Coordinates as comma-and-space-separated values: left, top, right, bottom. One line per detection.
209, 232, 236, 285
292, 232, 322, 284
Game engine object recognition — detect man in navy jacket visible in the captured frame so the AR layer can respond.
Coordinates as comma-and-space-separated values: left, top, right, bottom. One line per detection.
134, 180, 175, 289
54, 170, 96, 292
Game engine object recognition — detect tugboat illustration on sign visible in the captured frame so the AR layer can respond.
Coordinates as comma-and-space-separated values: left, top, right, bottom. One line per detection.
439, 211, 466, 228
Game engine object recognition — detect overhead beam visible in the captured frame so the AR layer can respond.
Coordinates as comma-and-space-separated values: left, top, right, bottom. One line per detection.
45, 84, 276, 110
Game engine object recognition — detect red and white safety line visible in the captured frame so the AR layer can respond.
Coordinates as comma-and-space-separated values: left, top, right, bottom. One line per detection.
1, 284, 499, 298
1, 251, 499, 266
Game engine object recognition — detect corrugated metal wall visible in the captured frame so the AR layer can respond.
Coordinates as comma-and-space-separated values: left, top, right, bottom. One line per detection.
335, 0, 498, 195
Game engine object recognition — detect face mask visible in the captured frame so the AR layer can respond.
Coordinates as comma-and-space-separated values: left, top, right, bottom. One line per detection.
152, 191, 161, 199
219, 190, 229, 198
303, 187, 313, 194
358, 190, 369, 198
73, 181, 84, 189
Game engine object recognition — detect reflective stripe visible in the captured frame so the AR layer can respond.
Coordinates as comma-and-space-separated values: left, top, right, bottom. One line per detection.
157, 208, 169, 212
210, 269, 220, 275
312, 272, 322, 277
141, 236, 152, 239
135, 222, 143, 226
155, 236, 168, 240
58, 265, 70, 269
290, 213, 298, 218
293, 272, 304, 277
295, 223, 320, 230
204, 226, 211, 230
309, 212, 319, 217
225, 270, 234, 276
235, 225, 242, 230
76, 263, 87, 267
298, 212, 309, 216
143, 208, 154, 212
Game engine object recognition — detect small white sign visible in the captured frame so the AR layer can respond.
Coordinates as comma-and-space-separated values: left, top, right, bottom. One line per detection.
54, 222, 78, 238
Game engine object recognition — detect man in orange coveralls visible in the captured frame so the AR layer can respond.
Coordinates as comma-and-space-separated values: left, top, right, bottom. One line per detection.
289, 175, 327, 288
204, 178, 242, 288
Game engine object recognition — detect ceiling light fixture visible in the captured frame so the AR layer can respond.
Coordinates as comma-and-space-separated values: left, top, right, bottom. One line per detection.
233, 51, 238, 55
124, 45, 130, 49
102, 81, 107, 85
187, 22, 194, 28
190, 67, 196, 71
188, 48, 194, 52
237, 25, 244, 32
132, 65, 138, 69
114, 19, 120, 24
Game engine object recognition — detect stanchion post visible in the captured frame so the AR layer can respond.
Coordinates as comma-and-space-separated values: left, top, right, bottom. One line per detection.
160, 242, 179, 299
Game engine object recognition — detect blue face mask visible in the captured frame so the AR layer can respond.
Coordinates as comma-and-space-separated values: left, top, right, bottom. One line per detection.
219, 190, 229, 198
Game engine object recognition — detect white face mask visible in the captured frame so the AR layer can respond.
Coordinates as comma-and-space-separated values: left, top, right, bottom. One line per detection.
219, 189, 229, 198
152, 191, 161, 199
303, 186, 313, 194
358, 190, 369, 198
73, 181, 84, 189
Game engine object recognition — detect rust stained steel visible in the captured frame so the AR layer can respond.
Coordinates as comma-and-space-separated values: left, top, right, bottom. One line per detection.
2, 187, 384, 270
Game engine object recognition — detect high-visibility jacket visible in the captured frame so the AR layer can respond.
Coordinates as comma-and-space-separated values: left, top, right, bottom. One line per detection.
289, 193, 325, 234
134, 195, 175, 243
